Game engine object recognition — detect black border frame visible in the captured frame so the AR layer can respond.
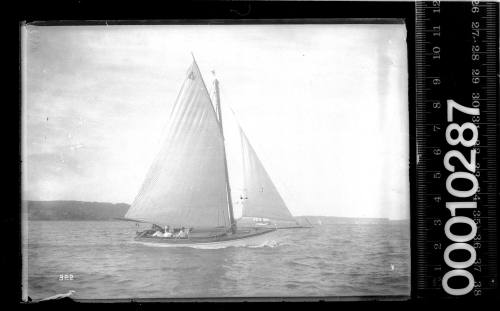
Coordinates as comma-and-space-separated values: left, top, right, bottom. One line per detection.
11, 0, 425, 307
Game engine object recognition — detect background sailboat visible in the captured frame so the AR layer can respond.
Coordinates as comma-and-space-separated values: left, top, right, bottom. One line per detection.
125, 58, 304, 245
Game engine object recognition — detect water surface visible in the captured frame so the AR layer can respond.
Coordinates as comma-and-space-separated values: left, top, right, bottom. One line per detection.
25, 220, 410, 300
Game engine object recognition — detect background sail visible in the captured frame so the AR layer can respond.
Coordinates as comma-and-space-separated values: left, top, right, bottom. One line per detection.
125, 61, 230, 229
239, 128, 295, 221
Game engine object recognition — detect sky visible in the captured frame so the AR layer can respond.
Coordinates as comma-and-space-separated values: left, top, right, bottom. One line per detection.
22, 24, 409, 220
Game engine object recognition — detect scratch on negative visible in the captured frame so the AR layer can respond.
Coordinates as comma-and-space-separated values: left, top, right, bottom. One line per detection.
230, 4, 251, 17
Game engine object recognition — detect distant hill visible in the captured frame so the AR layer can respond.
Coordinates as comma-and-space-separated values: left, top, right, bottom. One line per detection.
24, 201, 409, 223
26, 201, 130, 221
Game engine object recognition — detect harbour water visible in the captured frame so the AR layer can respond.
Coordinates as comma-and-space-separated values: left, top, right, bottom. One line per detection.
25, 219, 410, 300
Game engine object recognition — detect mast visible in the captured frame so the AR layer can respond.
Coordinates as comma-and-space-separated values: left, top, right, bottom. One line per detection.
213, 73, 237, 234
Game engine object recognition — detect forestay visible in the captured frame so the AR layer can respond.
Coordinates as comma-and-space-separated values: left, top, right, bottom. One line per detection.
125, 61, 231, 229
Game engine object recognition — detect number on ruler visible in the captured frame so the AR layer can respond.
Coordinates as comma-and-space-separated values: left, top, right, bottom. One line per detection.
447, 99, 479, 122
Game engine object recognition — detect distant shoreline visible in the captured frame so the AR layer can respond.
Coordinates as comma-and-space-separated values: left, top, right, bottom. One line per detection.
24, 200, 408, 223
25, 200, 130, 221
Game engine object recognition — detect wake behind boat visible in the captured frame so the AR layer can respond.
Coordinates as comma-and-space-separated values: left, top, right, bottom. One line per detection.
124, 56, 301, 246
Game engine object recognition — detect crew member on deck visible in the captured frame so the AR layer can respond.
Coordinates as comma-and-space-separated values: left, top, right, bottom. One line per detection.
152, 224, 162, 231
152, 230, 163, 237
163, 226, 173, 238
176, 227, 188, 238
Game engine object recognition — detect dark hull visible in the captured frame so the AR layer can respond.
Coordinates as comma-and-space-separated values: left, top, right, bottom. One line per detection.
134, 227, 277, 246
276, 226, 313, 229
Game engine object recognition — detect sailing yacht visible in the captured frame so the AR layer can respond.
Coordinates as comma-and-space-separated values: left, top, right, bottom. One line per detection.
124, 57, 297, 246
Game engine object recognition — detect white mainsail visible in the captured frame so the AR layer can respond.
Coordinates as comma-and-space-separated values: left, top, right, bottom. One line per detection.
126, 59, 294, 230
125, 61, 231, 229
238, 128, 295, 222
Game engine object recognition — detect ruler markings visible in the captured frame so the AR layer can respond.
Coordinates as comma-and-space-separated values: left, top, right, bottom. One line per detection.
415, 1, 498, 298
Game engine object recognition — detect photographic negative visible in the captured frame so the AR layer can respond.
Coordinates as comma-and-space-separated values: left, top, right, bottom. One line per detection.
21, 23, 410, 300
